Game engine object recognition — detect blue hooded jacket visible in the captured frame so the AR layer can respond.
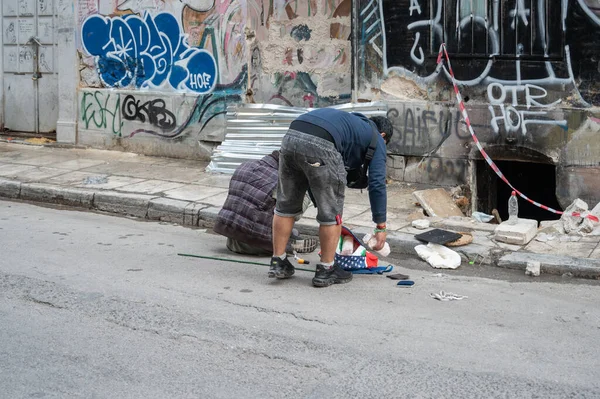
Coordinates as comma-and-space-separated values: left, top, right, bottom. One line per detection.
295, 108, 387, 224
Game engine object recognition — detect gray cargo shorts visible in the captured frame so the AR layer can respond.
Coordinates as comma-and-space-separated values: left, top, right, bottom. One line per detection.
274, 129, 346, 225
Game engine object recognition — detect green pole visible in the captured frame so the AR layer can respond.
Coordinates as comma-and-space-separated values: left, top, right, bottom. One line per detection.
177, 253, 314, 273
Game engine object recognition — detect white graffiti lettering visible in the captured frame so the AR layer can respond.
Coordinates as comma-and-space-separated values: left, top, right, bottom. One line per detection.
509, 0, 531, 29
487, 83, 567, 135
409, 0, 422, 16
189, 73, 213, 90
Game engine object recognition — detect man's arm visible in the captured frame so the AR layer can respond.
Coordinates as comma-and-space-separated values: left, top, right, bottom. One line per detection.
367, 137, 388, 250
367, 137, 387, 224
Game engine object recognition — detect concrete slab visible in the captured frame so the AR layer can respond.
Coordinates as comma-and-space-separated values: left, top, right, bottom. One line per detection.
195, 192, 229, 207
0, 164, 37, 177
147, 197, 190, 223
524, 240, 596, 258
50, 159, 108, 170
75, 176, 147, 190
413, 188, 464, 217
497, 252, 600, 279
590, 247, 600, 259
116, 180, 186, 194
494, 219, 538, 245
0, 178, 21, 198
44, 171, 100, 186
144, 166, 203, 183
430, 216, 498, 233
193, 174, 232, 189
14, 167, 70, 182
6, 154, 76, 166
183, 202, 207, 226
20, 183, 95, 208
495, 242, 524, 252
94, 191, 157, 218
163, 185, 227, 202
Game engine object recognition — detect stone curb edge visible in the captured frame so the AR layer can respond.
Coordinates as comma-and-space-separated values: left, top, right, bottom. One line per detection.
1, 178, 599, 279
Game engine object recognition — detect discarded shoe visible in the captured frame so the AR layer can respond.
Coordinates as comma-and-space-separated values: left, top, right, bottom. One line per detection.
290, 237, 318, 254
268, 257, 295, 279
312, 264, 352, 287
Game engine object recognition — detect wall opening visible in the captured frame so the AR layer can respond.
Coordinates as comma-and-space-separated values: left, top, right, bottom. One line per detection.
475, 159, 563, 222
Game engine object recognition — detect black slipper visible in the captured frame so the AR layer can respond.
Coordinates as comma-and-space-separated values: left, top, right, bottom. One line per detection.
386, 273, 410, 280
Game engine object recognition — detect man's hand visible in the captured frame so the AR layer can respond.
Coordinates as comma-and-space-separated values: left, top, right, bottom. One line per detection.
372, 230, 387, 251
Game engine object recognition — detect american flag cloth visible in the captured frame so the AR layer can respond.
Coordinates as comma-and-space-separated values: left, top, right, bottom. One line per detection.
335, 226, 379, 270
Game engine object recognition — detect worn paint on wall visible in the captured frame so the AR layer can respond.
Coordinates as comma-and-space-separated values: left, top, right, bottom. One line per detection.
247, 0, 352, 107
358, 0, 600, 207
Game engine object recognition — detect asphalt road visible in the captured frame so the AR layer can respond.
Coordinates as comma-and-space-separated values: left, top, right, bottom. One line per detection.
1, 200, 600, 398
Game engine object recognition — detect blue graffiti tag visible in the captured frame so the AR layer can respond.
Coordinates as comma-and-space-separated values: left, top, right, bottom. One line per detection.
81, 12, 217, 93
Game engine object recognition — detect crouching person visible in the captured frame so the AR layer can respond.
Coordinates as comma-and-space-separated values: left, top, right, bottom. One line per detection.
214, 150, 316, 256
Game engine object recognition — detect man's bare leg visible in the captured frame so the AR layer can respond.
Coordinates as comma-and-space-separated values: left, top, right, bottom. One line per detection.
318, 224, 342, 263
269, 214, 297, 279
272, 214, 295, 257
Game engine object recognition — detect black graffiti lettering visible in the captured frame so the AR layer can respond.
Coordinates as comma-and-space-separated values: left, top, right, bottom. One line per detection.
122, 95, 177, 132
421, 110, 437, 135
403, 108, 417, 148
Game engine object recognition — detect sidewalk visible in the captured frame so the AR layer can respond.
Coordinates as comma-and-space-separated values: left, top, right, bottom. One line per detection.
1, 141, 599, 279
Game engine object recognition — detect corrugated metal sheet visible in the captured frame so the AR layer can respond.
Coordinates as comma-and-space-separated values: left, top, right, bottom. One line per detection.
206, 102, 388, 174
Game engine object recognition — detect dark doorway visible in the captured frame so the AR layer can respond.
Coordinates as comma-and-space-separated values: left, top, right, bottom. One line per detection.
476, 160, 563, 222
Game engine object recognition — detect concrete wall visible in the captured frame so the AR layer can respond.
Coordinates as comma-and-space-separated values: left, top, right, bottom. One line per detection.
75, 0, 351, 158
357, 0, 600, 208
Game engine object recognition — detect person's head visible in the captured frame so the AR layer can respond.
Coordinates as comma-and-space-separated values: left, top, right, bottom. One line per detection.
370, 116, 394, 145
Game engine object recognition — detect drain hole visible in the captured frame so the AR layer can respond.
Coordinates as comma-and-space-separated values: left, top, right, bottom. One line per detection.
476, 160, 562, 222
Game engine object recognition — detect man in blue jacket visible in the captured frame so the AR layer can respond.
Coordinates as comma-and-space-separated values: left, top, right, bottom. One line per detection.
269, 108, 393, 287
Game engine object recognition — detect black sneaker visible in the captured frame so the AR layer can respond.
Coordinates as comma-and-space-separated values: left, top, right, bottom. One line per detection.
312, 264, 352, 287
268, 257, 295, 279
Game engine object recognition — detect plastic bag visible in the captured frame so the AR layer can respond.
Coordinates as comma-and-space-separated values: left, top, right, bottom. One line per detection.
363, 233, 391, 257
414, 243, 461, 269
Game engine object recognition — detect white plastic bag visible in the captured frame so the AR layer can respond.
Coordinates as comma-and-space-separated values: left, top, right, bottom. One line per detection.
414, 243, 461, 269
363, 234, 391, 257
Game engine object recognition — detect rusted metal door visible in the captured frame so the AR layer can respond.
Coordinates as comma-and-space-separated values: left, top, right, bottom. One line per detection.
2, 0, 58, 133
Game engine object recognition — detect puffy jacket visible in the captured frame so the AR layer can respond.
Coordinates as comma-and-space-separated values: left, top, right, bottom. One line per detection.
213, 152, 279, 252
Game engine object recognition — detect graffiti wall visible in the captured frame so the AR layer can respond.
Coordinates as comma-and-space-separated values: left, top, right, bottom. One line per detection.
357, 0, 600, 207
77, 0, 351, 158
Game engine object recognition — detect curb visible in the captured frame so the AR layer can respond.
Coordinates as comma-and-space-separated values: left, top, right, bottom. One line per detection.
1, 178, 598, 279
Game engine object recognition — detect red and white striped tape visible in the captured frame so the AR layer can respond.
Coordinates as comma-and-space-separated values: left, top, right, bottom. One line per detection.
436, 44, 599, 223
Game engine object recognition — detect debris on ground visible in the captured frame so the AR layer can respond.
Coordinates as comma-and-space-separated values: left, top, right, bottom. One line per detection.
415, 242, 461, 269
561, 199, 595, 235
413, 188, 465, 218
24, 137, 55, 145
412, 219, 430, 229
397, 280, 415, 287
526, 261, 541, 277
82, 175, 109, 185
430, 291, 468, 301
407, 208, 426, 222
471, 211, 494, 223
450, 185, 471, 214
446, 232, 473, 247
492, 209, 502, 224
415, 229, 462, 245
535, 232, 556, 242
386, 273, 410, 280
494, 218, 538, 245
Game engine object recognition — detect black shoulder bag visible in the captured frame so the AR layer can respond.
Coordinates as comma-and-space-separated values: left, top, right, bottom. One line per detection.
346, 123, 379, 190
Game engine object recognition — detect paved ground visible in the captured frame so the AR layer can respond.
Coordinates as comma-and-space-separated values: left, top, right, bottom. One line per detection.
1, 142, 600, 278
1, 200, 600, 398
